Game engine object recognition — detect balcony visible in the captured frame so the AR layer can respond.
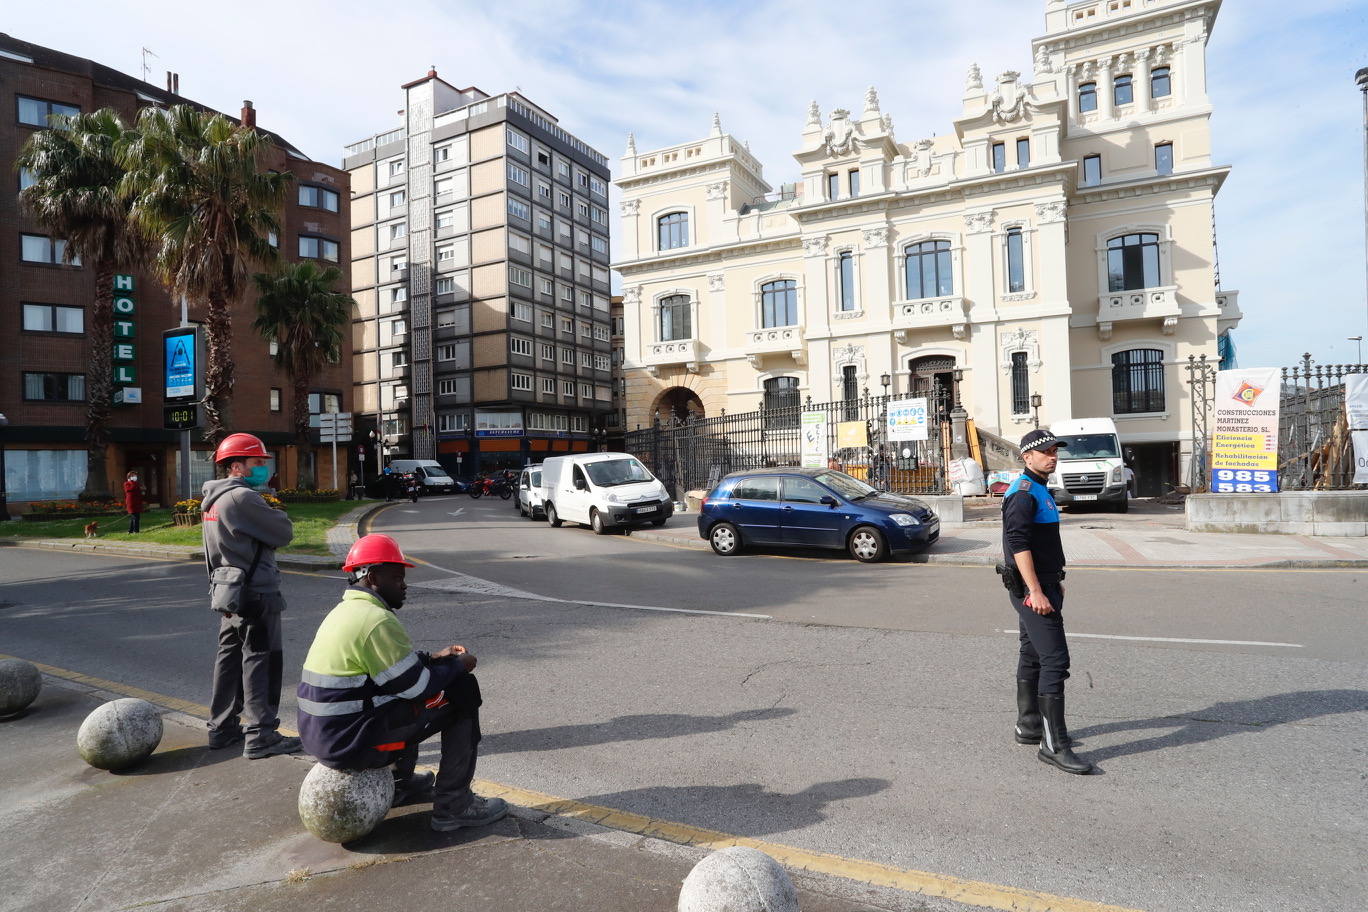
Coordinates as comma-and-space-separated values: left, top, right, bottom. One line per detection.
891, 296, 969, 342
1096, 286, 1180, 339
743, 325, 805, 368
1215, 289, 1243, 333
643, 338, 701, 376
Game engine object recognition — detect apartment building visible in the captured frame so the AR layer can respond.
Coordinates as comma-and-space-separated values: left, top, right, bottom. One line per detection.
0, 33, 351, 507
612, 0, 1243, 496
344, 71, 613, 477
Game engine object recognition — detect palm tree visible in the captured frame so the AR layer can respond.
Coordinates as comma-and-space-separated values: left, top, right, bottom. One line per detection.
119, 105, 289, 443
17, 109, 150, 499
253, 261, 352, 489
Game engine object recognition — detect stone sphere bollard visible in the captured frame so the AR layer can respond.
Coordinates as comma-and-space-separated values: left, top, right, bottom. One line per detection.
298, 763, 395, 843
679, 846, 799, 912
0, 658, 42, 716
76, 698, 164, 770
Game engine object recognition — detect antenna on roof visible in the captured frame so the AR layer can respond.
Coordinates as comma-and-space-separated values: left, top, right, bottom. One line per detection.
141, 47, 159, 83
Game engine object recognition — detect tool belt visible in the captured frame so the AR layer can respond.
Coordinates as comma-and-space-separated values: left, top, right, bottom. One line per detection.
995, 563, 1064, 600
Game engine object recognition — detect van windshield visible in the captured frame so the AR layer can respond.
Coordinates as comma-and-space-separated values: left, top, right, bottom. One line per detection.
423, 466, 451, 478
585, 458, 653, 487
1055, 434, 1120, 459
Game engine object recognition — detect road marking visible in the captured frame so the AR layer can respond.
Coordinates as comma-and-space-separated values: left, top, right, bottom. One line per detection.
8, 654, 1145, 912
447, 508, 466, 517
997, 630, 1303, 648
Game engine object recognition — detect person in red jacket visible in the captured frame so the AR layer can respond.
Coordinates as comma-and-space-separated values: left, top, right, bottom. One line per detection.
123, 470, 145, 533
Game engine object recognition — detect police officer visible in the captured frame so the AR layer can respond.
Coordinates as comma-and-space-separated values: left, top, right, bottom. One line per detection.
1002, 429, 1092, 774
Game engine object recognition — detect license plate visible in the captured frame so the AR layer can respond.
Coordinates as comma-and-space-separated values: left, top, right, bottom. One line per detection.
634, 506, 655, 514
1073, 494, 1098, 501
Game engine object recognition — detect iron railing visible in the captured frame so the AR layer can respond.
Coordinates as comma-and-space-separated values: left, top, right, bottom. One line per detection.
1279, 355, 1366, 490
625, 389, 954, 499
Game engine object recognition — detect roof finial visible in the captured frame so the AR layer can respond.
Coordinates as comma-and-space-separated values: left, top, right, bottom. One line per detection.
864, 86, 880, 114
625, 132, 637, 156
806, 100, 821, 127
966, 62, 983, 91
428, 65, 437, 78
710, 112, 722, 137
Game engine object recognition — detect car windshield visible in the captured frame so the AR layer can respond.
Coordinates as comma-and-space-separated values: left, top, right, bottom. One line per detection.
585, 458, 653, 487
1055, 434, 1120, 459
529, 471, 541, 486
813, 471, 876, 499
424, 466, 451, 478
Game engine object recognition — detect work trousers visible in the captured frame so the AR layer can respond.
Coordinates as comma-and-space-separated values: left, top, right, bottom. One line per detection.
1009, 578, 1070, 695
362, 674, 483, 815
208, 592, 285, 748
127, 511, 141, 533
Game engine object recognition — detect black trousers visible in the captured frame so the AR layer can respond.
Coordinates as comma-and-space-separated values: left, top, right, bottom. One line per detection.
127, 511, 141, 533
361, 674, 483, 814
1009, 578, 1070, 694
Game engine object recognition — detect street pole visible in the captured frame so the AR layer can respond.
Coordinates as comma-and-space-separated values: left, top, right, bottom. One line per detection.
1358, 67, 1368, 341
0, 413, 10, 523
179, 295, 192, 500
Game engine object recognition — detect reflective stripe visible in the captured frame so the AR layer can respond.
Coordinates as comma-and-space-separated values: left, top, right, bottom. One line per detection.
373, 651, 419, 685
300, 668, 368, 689
394, 666, 430, 700
297, 697, 364, 716
373, 694, 398, 708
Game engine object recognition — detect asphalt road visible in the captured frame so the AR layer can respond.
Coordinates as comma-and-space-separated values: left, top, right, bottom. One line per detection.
1, 499, 1365, 912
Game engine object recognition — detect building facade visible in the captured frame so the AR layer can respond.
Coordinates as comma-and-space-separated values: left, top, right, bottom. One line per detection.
344, 73, 614, 478
0, 33, 352, 507
612, 0, 1242, 495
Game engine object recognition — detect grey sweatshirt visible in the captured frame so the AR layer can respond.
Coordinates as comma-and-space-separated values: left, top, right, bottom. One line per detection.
201, 478, 294, 593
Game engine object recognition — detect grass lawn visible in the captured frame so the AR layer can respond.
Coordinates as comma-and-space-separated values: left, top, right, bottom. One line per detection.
0, 500, 378, 556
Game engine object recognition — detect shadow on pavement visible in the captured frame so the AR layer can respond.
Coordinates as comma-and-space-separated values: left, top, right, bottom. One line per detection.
113, 743, 242, 776
480, 707, 797, 756
1073, 689, 1368, 763
578, 776, 891, 838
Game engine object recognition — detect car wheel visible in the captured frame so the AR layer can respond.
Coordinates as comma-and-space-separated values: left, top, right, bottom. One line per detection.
848, 526, 888, 563
709, 522, 742, 556
650, 518, 667, 527
590, 509, 609, 535
1115, 497, 1129, 514
546, 503, 563, 528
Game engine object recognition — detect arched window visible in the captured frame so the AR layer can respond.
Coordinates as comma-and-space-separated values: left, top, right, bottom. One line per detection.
657, 212, 688, 251
1113, 73, 1134, 106
1078, 81, 1098, 113
837, 252, 856, 311
1111, 349, 1165, 414
761, 280, 798, 328
658, 294, 691, 341
904, 240, 953, 299
1150, 66, 1171, 99
1006, 229, 1025, 293
763, 376, 800, 428
1106, 232, 1161, 291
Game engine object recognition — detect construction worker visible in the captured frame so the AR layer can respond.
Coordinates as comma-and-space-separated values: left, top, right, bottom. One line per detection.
297, 533, 507, 831
202, 432, 301, 759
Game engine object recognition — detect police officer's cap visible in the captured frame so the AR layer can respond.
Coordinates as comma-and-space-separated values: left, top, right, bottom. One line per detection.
1019, 429, 1068, 454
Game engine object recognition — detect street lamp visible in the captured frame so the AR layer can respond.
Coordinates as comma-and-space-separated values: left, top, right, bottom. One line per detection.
0, 412, 9, 523
1358, 68, 1368, 342
1030, 392, 1043, 430
1350, 335, 1364, 364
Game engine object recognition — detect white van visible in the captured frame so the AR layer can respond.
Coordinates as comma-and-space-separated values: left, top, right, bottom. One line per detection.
1046, 418, 1129, 512
387, 459, 458, 495
541, 453, 674, 534
516, 464, 545, 519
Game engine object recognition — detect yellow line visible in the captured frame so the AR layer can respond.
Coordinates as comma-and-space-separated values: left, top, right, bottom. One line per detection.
7, 654, 1145, 912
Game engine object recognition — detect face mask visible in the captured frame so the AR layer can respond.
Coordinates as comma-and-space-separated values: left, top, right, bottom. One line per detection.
129, 476, 138, 482
245, 466, 271, 488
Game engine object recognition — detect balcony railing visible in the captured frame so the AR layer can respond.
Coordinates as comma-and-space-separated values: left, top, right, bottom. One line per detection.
743, 325, 805, 366
891, 296, 969, 341
1096, 286, 1180, 339
643, 338, 702, 375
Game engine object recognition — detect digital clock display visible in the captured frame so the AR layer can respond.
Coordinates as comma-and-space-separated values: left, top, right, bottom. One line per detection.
164, 404, 200, 430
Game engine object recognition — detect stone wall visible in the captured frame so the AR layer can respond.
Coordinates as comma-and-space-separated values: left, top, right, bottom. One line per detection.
1185, 492, 1368, 537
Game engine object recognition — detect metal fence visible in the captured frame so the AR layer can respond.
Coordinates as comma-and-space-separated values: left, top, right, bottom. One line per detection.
624, 388, 954, 499
1279, 356, 1365, 490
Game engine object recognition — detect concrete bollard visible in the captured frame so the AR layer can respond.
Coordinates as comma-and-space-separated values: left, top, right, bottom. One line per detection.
298, 762, 395, 843
679, 846, 799, 912
76, 698, 164, 770
0, 658, 42, 717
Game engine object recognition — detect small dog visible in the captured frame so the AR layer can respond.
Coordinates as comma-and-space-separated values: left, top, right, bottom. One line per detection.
83, 521, 100, 538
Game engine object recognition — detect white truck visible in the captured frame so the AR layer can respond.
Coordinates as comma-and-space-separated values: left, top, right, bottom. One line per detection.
1046, 418, 1129, 512
540, 453, 674, 534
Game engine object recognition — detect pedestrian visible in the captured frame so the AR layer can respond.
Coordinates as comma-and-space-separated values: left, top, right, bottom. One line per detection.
382, 464, 396, 502
201, 433, 302, 759
122, 470, 145, 534
1124, 461, 1137, 499
1000, 429, 1093, 774
297, 533, 508, 831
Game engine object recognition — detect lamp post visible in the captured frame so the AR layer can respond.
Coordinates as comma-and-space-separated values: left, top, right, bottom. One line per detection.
1357, 68, 1368, 341
1030, 392, 1043, 430
0, 412, 9, 523
1350, 335, 1364, 364
879, 373, 891, 489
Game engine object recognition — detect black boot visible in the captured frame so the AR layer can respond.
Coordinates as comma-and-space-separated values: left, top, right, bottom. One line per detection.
1014, 679, 1042, 744
1037, 693, 1093, 774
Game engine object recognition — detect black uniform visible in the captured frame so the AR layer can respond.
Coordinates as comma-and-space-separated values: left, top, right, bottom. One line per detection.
1002, 468, 1070, 694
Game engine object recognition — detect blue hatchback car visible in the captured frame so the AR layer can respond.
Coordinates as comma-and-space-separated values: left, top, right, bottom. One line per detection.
697, 467, 940, 562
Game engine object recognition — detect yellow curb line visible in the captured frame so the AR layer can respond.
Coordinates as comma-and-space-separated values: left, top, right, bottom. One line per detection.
8, 654, 1146, 912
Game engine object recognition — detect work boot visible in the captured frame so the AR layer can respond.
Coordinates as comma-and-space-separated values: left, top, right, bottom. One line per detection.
207, 727, 244, 750
243, 734, 302, 759
430, 795, 509, 831
393, 770, 436, 807
1014, 679, 1042, 744
1037, 694, 1093, 775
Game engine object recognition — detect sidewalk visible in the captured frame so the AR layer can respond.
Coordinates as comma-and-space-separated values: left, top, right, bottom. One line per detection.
0, 679, 908, 912
634, 499, 1368, 569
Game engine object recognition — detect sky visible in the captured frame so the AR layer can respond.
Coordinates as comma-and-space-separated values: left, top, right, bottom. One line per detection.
7, 0, 1367, 369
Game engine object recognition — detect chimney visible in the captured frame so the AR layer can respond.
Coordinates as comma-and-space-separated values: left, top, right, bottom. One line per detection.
241, 100, 256, 128
166, 71, 173, 92
173, 73, 179, 94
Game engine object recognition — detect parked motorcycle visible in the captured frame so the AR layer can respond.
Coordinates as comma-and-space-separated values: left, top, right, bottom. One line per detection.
467, 474, 512, 500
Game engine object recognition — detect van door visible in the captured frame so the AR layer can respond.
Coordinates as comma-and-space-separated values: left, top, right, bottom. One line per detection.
560, 464, 593, 524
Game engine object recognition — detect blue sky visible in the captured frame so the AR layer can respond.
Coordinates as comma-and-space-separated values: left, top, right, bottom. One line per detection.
8, 0, 1368, 368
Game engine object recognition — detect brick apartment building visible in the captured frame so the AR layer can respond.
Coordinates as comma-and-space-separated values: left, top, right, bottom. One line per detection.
0, 33, 352, 508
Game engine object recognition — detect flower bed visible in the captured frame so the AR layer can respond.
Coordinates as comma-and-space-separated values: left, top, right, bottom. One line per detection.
27, 499, 123, 516
276, 489, 340, 504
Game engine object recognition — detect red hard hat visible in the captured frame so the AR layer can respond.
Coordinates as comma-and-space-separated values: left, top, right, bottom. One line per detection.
214, 433, 269, 463
342, 533, 416, 573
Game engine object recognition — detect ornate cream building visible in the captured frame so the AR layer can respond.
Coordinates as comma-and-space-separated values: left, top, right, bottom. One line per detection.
612, 0, 1242, 495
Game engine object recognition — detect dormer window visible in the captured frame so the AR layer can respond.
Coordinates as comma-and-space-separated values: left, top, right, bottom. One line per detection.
657, 212, 688, 251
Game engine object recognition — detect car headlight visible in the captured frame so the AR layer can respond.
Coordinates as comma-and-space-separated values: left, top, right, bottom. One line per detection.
605, 492, 622, 504
888, 513, 918, 526
1110, 466, 1124, 483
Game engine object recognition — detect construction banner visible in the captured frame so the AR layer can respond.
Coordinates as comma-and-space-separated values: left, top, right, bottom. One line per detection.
1210, 367, 1281, 493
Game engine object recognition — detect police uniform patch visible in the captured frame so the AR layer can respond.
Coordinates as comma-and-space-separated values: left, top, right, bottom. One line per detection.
1019, 479, 1031, 491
